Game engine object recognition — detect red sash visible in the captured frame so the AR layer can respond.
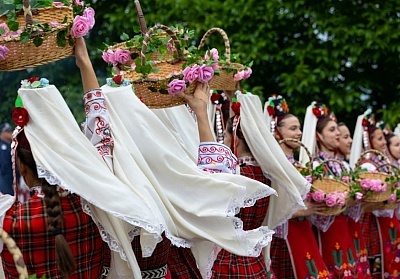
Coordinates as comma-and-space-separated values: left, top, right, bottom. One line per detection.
287, 218, 331, 279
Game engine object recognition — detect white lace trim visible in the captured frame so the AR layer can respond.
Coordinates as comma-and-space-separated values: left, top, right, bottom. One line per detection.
204, 244, 223, 279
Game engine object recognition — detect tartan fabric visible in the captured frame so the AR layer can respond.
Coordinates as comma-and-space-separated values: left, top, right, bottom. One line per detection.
1, 193, 110, 279
131, 233, 172, 273
270, 236, 295, 279
360, 212, 381, 263
211, 164, 270, 278
167, 246, 202, 279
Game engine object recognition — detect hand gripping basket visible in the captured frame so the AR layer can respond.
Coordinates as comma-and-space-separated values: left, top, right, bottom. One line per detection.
355, 149, 393, 203
0, 0, 74, 71
0, 227, 29, 278
124, 24, 197, 108
312, 159, 350, 215
198, 28, 245, 91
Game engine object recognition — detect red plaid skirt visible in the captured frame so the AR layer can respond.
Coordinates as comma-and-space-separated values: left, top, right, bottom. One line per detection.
1, 194, 110, 279
360, 212, 381, 278
270, 236, 294, 278
168, 246, 201, 279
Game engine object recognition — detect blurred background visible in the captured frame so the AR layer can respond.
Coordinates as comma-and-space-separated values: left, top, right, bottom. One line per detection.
1, 0, 399, 130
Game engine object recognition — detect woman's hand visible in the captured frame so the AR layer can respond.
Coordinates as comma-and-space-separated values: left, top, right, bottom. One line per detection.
181, 82, 210, 117
293, 200, 327, 217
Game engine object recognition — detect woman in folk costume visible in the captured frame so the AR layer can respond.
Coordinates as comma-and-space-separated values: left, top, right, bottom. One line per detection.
385, 131, 400, 171
94, 76, 282, 278
300, 101, 369, 279
201, 91, 309, 278
350, 110, 400, 278
265, 95, 331, 279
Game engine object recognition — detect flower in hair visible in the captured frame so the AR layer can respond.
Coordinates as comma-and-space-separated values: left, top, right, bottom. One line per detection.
311, 101, 335, 120
20, 77, 49, 89
231, 97, 241, 115
266, 95, 289, 117
12, 95, 29, 127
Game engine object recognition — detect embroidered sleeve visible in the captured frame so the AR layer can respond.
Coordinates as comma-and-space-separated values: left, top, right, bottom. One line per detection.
310, 214, 335, 232
197, 142, 237, 174
82, 89, 114, 169
372, 209, 394, 218
274, 222, 288, 239
345, 203, 363, 222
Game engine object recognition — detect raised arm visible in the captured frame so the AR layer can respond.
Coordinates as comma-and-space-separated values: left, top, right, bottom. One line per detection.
75, 37, 99, 92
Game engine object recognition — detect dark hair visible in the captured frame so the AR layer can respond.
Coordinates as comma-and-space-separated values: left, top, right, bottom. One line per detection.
337, 122, 346, 128
226, 117, 250, 152
276, 113, 297, 128
368, 127, 380, 149
17, 132, 75, 278
316, 117, 334, 134
386, 132, 397, 159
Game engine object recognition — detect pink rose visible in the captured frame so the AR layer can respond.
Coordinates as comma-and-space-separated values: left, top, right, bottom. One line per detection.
306, 192, 313, 201
115, 49, 131, 65
360, 179, 372, 191
305, 175, 312, 183
75, 0, 84, 6
53, 2, 64, 6
388, 194, 396, 202
370, 180, 385, 192
167, 42, 176, 53
8, 30, 22, 39
130, 62, 136, 70
211, 62, 219, 71
71, 15, 90, 38
204, 51, 210, 61
0, 23, 9, 37
325, 193, 338, 207
234, 70, 245, 81
49, 21, 61, 28
83, 7, 95, 29
168, 79, 187, 95
102, 49, 117, 65
312, 190, 325, 203
197, 65, 214, 83
341, 176, 350, 183
183, 65, 200, 83
243, 67, 252, 79
0, 45, 9, 61
355, 192, 363, 200
209, 48, 219, 61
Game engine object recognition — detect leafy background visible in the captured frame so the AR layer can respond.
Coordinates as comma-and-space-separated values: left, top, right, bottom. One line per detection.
1, 0, 400, 131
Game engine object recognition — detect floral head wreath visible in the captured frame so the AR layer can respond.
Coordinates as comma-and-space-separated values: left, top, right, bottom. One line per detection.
266, 94, 289, 135
311, 101, 336, 121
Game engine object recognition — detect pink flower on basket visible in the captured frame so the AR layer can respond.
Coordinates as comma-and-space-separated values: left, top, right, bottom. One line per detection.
360, 179, 372, 190
234, 70, 245, 81
243, 67, 252, 79
0, 23, 10, 37
370, 180, 385, 192
312, 190, 325, 203
7, 30, 22, 39
83, 7, 96, 29
183, 65, 200, 83
355, 192, 363, 200
115, 49, 131, 65
305, 175, 312, 183
325, 193, 338, 207
71, 15, 90, 38
102, 49, 117, 65
306, 192, 313, 201
197, 65, 214, 83
167, 42, 176, 53
388, 194, 396, 202
167, 79, 187, 95
130, 62, 136, 70
209, 48, 219, 61
0, 45, 9, 61
52, 2, 64, 6
49, 21, 62, 28
75, 0, 85, 6
341, 175, 350, 183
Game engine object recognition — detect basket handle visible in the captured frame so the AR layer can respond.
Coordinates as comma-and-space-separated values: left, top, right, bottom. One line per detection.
198, 28, 231, 63
141, 24, 183, 66
22, 0, 33, 27
278, 138, 313, 175
134, 0, 148, 35
355, 149, 393, 173
0, 228, 29, 278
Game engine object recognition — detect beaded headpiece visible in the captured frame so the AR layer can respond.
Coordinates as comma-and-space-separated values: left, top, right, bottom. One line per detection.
361, 109, 376, 149
265, 94, 289, 135
210, 90, 229, 143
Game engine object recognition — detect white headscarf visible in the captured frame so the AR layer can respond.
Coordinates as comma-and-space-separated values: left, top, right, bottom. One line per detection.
349, 114, 366, 168
102, 85, 276, 279
395, 124, 400, 139
299, 104, 318, 166
151, 105, 199, 163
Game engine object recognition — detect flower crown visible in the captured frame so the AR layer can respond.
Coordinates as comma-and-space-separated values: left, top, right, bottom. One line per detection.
266, 94, 289, 117
311, 101, 336, 121
20, 77, 49, 89
210, 90, 228, 105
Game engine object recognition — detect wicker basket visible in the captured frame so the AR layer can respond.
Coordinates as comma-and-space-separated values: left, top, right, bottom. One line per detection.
107, 0, 174, 70
0, 0, 74, 71
124, 24, 196, 108
312, 159, 350, 215
198, 28, 245, 91
0, 228, 28, 278
363, 201, 398, 212
355, 149, 393, 203
278, 138, 312, 175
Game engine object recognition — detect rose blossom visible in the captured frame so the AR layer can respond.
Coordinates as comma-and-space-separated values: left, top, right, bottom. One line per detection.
234, 70, 245, 81
209, 48, 219, 61
325, 193, 338, 207
71, 15, 90, 38
312, 190, 325, 203
197, 65, 214, 83
115, 49, 131, 65
0, 45, 9, 61
0, 23, 9, 37
211, 62, 219, 71
306, 192, 313, 201
243, 67, 252, 79
53, 2, 64, 6
75, 0, 84, 6
49, 21, 61, 28
355, 192, 363, 200
360, 179, 372, 191
167, 79, 187, 95
130, 62, 136, 70
167, 42, 176, 52
388, 194, 396, 202
102, 49, 117, 65
370, 180, 384, 192
305, 175, 312, 183
83, 7, 96, 29
183, 65, 200, 83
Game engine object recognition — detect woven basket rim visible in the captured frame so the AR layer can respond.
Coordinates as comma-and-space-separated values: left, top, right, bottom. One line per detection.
0, 24, 71, 43
312, 178, 350, 193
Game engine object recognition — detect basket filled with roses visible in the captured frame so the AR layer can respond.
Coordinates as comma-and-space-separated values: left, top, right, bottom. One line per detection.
0, 0, 95, 71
